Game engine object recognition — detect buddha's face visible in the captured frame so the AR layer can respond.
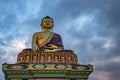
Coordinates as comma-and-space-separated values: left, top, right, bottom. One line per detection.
41, 18, 53, 29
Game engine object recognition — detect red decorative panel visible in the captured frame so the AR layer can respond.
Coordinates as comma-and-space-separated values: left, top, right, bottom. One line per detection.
17, 50, 78, 64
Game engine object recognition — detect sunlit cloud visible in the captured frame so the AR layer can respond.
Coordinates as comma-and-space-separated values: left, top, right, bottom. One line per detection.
74, 14, 95, 31
102, 39, 115, 50
10, 39, 27, 51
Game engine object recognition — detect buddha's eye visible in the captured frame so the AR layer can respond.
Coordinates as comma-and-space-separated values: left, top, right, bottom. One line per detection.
43, 19, 52, 23
43, 20, 47, 23
49, 20, 52, 23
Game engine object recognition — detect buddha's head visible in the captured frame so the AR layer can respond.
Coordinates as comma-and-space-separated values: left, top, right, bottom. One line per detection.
41, 16, 54, 29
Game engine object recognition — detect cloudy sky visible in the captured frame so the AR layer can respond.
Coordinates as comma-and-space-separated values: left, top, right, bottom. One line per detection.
0, 0, 120, 80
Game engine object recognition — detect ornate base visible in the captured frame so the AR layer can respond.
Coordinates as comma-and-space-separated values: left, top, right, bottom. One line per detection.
2, 63, 93, 80
3, 49, 93, 80
17, 50, 78, 64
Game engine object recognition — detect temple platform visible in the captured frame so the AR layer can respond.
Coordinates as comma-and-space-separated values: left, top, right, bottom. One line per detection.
2, 63, 93, 80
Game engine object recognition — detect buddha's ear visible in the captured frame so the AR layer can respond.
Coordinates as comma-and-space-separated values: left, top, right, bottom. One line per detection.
52, 24, 54, 28
52, 22, 54, 28
40, 24, 43, 29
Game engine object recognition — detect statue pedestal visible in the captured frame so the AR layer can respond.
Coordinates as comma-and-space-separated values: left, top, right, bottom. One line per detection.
2, 50, 93, 80
17, 50, 78, 64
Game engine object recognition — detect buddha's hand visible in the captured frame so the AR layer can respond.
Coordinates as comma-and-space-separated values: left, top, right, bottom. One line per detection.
45, 44, 58, 49
44, 44, 62, 52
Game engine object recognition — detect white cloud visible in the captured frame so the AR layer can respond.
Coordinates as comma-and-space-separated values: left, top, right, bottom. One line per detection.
26, 0, 43, 17
1, 36, 29, 64
102, 39, 115, 50
17, 0, 43, 23
10, 39, 27, 51
74, 15, 94, 30
90, 35, 115, 50
108, 56, 120, 63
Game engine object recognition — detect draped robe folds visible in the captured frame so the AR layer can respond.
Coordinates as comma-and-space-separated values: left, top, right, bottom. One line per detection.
32, 32, 64, 51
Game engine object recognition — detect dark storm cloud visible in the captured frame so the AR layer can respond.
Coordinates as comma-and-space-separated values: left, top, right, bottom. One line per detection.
37, 1, 120, 80
97, 61, 120, 72
101, 0, 120, 28
55, 0, 120, 60
50, 0, 120, 80
44, 0, 107, 20
97, 0, 120, 58
95, 60, 120, 80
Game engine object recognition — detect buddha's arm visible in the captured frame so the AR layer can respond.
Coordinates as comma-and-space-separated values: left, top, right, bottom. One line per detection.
44, 34, 64, 50
43, 34, 64, 52
32, 33, 38, 51
56, 34, 64, 49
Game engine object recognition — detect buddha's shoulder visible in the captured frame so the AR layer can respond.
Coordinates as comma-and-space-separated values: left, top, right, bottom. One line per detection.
33, 32, 61, 37
53, 32, 61, 37
33, 32, 42, 36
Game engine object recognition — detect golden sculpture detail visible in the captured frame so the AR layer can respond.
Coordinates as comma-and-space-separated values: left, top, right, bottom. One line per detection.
32, 16, 64, 52
17, 16, 77, 64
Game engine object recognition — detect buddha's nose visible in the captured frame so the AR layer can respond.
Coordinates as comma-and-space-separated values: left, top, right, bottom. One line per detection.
46, 23, 50, 25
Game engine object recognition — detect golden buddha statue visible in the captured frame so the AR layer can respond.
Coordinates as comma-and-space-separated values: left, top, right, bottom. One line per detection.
32, 16, 64, 52
17, 16, 78, 64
